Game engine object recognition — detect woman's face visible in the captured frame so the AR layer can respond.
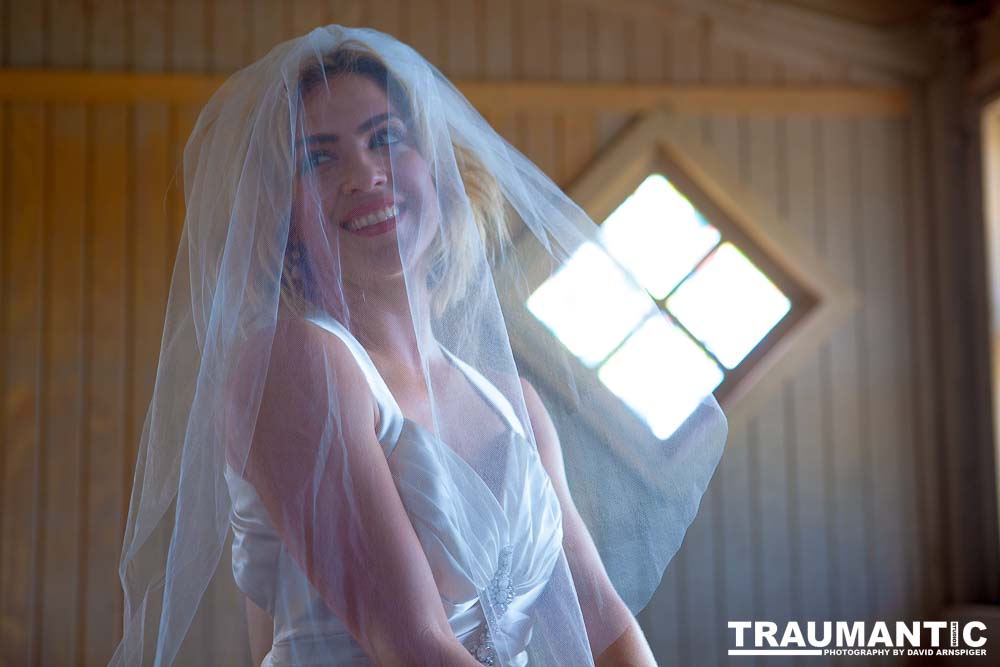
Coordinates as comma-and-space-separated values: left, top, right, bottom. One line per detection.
291, 73, 439, 295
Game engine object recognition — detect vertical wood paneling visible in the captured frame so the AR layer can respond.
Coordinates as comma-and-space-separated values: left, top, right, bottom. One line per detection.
40, 104, 87, 667
659, 16, 704, 667
132, 0, 167, 71
36, 5, 89, 665
1, 100, 44, 667
8, 0, 43, 66
744, 59, 798, 656
250, 0, 287, 61
290, 0, 327, 38
858, 118, 912, 622
906, 97, 942, 615
554, 2, 594, 187
212, 0, 250, 71
784, 106, 835, 628
86, 103, 129, 665
517, 0, 556, 179
824, 117, 872, 624
407, 0, 444, 70
445, 0, 479, 79
592, 7, 628, 149
366, 0, 404, 40
702, 41, 760, 667
481, 0, 515, 141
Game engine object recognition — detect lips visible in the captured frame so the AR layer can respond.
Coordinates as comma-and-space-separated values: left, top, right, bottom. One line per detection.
338, 199, 401, 228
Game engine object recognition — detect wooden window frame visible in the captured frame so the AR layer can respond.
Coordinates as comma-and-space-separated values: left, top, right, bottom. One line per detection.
500, 111, 855, 443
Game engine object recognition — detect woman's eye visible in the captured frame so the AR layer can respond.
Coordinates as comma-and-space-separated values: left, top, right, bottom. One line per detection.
301, 151, 332, 172
372, 127, 403, 148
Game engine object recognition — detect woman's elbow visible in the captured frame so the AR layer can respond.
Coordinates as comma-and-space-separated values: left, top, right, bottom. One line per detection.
367, 623, 480, 667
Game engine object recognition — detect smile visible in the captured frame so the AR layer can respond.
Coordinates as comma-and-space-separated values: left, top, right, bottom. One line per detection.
340, 204, 402, 235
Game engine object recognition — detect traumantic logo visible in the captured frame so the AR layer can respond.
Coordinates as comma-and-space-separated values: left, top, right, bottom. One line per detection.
727, 621, 988, 658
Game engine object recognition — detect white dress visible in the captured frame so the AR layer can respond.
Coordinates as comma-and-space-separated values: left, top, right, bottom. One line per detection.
224, 316, 565, 666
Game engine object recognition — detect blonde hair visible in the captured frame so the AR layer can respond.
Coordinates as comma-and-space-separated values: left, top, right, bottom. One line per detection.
281, 42, 510, 319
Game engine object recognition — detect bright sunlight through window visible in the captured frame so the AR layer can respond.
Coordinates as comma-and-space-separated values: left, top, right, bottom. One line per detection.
528, 173, 792, 439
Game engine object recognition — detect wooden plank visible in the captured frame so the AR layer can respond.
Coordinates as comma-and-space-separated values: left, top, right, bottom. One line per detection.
592, 7, 628, 149
365, 0, 404, 39
125, 101, 170, 666
0, 100, 44, 667
324, 0, 364, 27
91, 0, 127, 69
716, 424, 759, 666
250, 0, 287, 62
289, 0, 327, 38
49, 0, 86, 67
666, 15, 704, 146
517, 0, 556, 179
629, 15, 665, 84
132, 0, 168, 72
37, 6, 87, 664
481, 0, 515, 144
887, 115, 924, 616
407, 0, 444, 71
676, 471, 722, 665
7, 0, 43, 67
743, 56, 796, 651
39, 103, 86, 667
169, 0, 207, 72
858, 117, 911, 621
905, 90, 941, 615
83, 103, 128, 667
823, 117, 872, 623
445, 0, 479, 79
783, 110, 834, 629
0, 69, 913, 116
483, 0, 513, 79
705, 48, 756, 664
212, 0, 251, 72
637, 545, 680, 665
554, 2, 594, 187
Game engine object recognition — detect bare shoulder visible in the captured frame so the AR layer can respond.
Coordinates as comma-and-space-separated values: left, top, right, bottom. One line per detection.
230, 317, 378, 468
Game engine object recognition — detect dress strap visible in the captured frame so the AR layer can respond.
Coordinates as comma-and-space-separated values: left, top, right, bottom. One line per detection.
440, 348, 527, 439
303, 315, 405, 448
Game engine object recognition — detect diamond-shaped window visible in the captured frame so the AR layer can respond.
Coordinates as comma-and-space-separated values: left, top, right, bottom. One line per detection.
529, 172, 799, 439
510, 113, 850, 443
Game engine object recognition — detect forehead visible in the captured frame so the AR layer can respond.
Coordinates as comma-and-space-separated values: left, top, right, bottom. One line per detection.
299, 74, 396, 128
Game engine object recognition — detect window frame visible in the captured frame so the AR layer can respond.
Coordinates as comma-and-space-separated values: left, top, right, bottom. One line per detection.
499, 111, 855, 442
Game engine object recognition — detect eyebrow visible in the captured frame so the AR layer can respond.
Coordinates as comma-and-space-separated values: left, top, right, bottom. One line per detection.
296, 112, 395, 148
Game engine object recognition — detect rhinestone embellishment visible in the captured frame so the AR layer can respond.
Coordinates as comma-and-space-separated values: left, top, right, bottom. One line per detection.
466, 544, 515, 665
467, 626, 497, 666
486, 544, 515, 616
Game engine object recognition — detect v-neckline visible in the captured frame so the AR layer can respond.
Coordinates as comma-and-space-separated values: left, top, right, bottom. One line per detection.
396, 416, 515, 519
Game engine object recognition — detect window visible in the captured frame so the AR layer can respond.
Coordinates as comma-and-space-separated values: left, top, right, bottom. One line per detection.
528, 173, 794, 438
505, 112, 851, 444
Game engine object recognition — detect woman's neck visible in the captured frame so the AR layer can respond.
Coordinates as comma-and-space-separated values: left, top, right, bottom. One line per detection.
340, 277, 442, 373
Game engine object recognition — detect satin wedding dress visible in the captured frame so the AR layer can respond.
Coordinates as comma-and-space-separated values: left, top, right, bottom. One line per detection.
224, 315, 565, 666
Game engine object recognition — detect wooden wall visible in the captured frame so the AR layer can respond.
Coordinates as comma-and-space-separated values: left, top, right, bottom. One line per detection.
0, 1, 995, 666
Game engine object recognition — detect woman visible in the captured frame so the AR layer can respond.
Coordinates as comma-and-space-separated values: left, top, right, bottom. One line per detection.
111, 25, 727, 667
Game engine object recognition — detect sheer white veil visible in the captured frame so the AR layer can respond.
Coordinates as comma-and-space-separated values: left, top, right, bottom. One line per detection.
109, 24, 727, 666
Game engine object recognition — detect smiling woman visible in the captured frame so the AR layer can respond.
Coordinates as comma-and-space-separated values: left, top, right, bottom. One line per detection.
109, 25, 727, 667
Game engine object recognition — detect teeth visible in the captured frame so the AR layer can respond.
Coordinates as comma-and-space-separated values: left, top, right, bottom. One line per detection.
344, 205, 399, 231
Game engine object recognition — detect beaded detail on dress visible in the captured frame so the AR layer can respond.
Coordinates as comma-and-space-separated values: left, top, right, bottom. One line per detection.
465, 544, 516, 665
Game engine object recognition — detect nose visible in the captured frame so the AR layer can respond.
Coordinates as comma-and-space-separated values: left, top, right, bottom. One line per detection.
340, 148, 387, 194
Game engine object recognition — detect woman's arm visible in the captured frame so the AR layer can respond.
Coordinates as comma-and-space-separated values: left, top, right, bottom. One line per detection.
232, 319, 481, 667
520, 378, 659, 667
244, 596, 273, 667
